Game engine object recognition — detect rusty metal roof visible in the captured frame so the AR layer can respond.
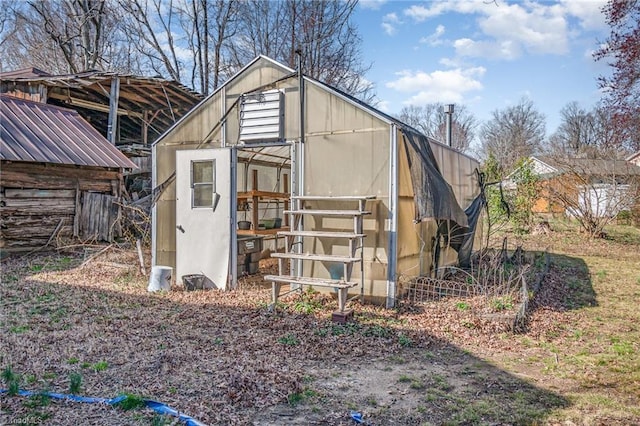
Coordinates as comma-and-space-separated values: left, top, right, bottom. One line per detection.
1, 94, 137, 169
0, 69, 202, 145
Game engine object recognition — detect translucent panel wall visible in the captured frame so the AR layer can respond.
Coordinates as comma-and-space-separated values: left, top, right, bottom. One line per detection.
154, 59, 292, 269
301, 82, 392, 299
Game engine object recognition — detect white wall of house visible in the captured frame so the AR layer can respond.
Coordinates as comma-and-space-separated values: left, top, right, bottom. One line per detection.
569, 184, 633, 218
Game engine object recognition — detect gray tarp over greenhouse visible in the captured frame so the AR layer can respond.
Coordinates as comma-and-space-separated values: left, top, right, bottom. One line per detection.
401, 127, 485, 268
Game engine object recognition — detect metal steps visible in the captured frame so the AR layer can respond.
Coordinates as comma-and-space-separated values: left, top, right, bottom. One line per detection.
265, 195, 376, 314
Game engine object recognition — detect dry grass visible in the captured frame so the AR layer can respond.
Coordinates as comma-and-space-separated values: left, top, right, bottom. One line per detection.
1, 221, 638, 425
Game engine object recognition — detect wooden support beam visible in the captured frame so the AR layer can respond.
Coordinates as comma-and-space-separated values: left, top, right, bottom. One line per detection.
142, 110, 148, 146
48, 92, 143, 119
107, 77, 120, 144
283, 174, 289, 227
252, 169, 259, 191
252, 169, 259, 228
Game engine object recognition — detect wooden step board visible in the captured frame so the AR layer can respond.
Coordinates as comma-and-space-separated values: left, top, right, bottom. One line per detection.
291, 195, 377, 201
277, 230, 365, 239
265, 275, 357, 313
271, 252, 360, 263
284, 209, 371, 216
268, 195, 376, 316
264, 275, 358, 288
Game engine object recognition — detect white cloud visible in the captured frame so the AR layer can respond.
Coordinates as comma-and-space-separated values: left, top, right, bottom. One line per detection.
360, 0, 387, 10
559, 0, 607, 30
382, 12, 401, 36
438, 57, 461, 68
382, 22, 396, 36
476, 2, 569, 56
385, 12, 400, 23
386, 67, 485, 105
454, 38, 521, 60
401, 0, 601, 60
419, 24, 445, 46
403, 3, 448, 22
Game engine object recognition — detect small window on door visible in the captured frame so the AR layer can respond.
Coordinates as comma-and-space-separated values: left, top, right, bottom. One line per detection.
191, 160, 216, 208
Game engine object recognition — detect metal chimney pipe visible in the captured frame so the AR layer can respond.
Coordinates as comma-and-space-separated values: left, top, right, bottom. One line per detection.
444, 104, 454, 147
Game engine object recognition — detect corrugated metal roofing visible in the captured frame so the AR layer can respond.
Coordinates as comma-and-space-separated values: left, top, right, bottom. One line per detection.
0, 69, 202, 145
0, 68, 199, 97
1, 94, 136, 169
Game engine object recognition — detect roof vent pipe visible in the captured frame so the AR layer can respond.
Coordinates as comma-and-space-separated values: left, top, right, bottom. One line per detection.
444, 104, 454, 147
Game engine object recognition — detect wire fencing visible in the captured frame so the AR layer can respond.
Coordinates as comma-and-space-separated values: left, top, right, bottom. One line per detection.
399, 246, 550, 332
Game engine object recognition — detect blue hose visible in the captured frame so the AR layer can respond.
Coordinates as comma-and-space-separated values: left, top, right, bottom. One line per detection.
0, 389, 206, 426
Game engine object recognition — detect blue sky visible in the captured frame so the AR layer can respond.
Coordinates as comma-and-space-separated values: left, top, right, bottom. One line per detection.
355, 0, 611, 136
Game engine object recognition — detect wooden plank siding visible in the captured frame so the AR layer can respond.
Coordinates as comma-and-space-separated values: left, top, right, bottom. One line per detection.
1, 161, 125, 252
79, 192, 121, 242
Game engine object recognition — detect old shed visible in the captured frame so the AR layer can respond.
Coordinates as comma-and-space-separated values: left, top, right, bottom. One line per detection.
0, 68, 202, 148
0, 95, 137, 253
152, 56, 480, 308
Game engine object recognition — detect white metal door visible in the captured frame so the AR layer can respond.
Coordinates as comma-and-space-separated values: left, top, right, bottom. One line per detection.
176, 148, 236, 289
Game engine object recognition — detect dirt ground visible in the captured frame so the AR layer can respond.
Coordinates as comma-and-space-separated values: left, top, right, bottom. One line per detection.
1, 223, 639, 425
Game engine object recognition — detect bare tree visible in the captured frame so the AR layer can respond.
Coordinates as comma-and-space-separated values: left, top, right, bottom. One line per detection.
479, 97, 546, 173
208, 0, 236, 91
228, 0, 288, 64
594, 0, 640, 152
548, 103, 629, 158
182, 0, 236, 94
2, 0, 373, 101
399, 103, 477, 153
548, 102, 597, 155
591, 106, 629, 154
229, 0, 374, 101
0, 3, 16, 52
398, 104, 440, 138
118, 0, 185, 82
30, 0, 106, 72
1, 0, 124, 73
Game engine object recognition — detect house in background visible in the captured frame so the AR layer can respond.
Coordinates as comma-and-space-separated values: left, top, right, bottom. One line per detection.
627, 151, 640, 167
152, 56, 481, 308
506, 155, 640, 219
0, 95, 136, 253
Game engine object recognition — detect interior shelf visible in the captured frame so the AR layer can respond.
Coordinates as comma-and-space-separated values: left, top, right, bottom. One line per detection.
237, 226, 290, 236
237, 190, 289, 200
236, 170, 290, 237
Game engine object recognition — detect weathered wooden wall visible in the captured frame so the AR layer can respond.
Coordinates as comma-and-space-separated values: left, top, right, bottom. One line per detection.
0, 82, 47, 103
0, 161, 124, 252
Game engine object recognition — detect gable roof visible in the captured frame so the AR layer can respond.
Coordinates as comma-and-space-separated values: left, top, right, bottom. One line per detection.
534, 155, 640, 177
153, 55, 477, 163
1, 94, 136, 169
153, 55, 296, 147
627, 150, 640, 164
